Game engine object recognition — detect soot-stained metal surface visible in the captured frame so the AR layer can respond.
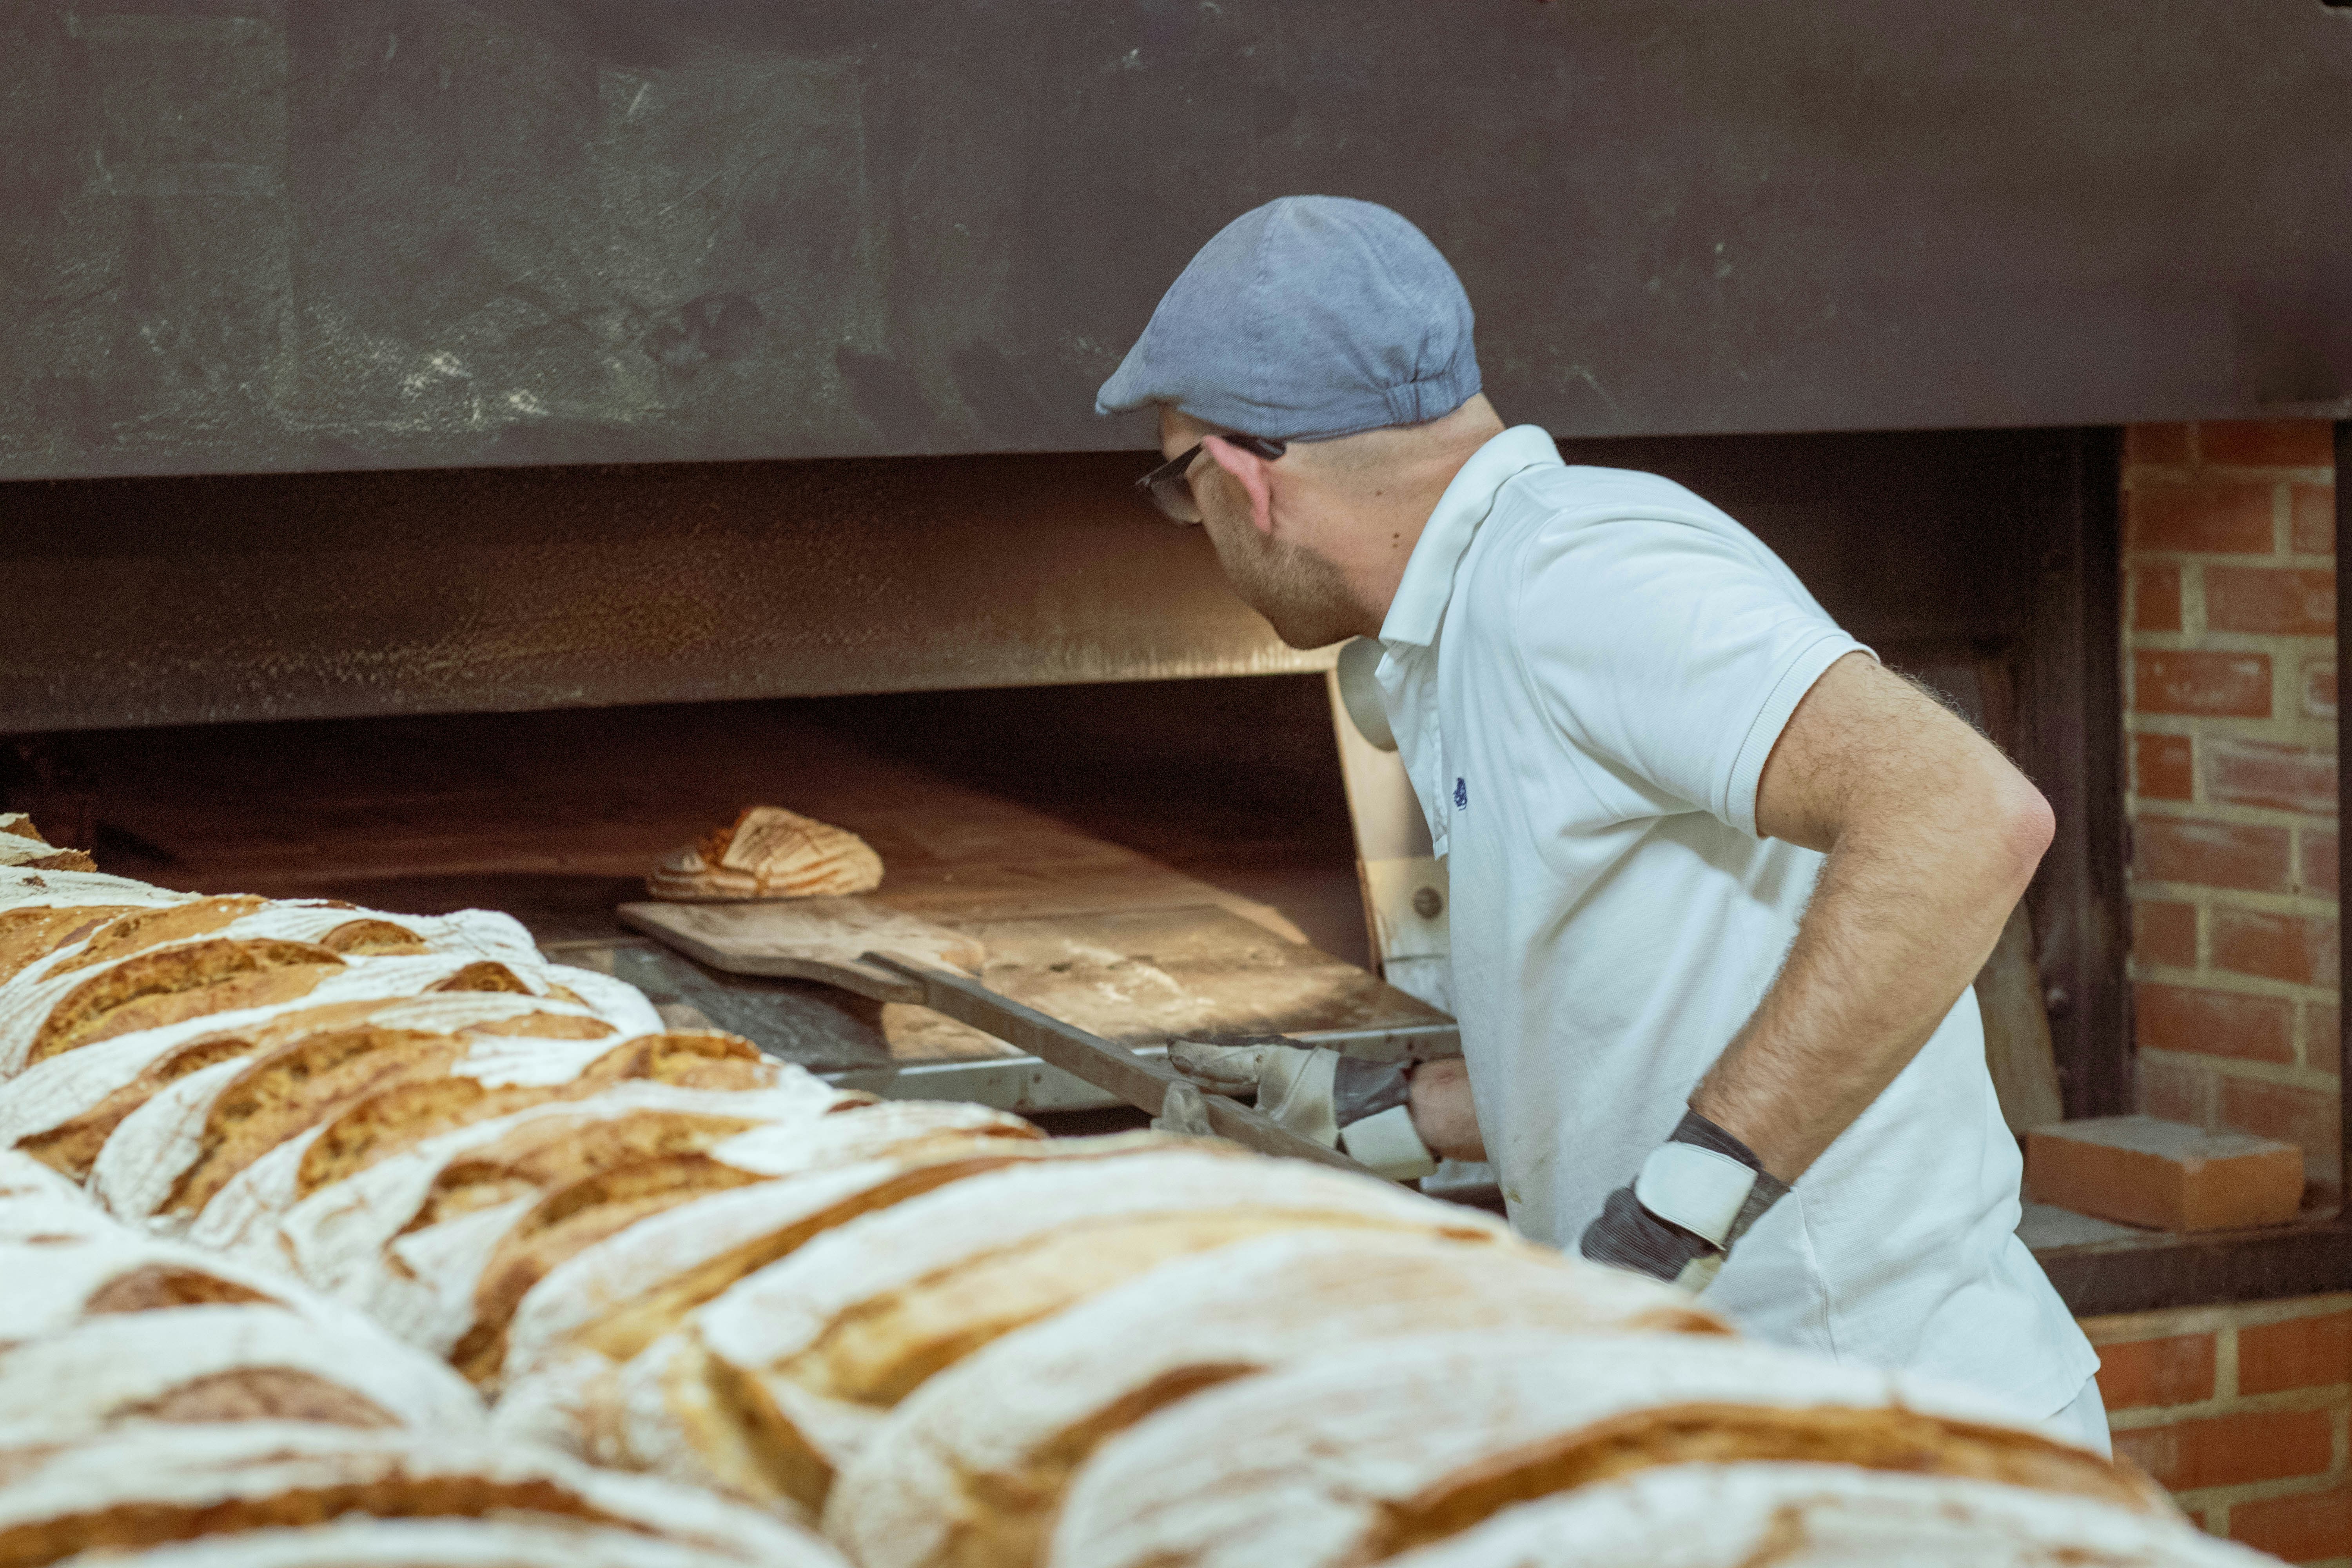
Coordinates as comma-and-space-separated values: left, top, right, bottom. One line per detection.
2, 0, 2348, 479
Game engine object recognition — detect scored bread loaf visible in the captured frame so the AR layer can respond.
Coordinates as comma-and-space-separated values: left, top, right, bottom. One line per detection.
1045, 1330, 2160, 1568
649, 807, 884, 901
13, 897, 543, 990
0, 936, 349, 1073
191, 1030, 791, 1255
826, 1230, 1733, 1568
1377, 1462, 2268, 1568
498, 1104, 1067, 1388
0, 989, 637, 1183
42, 1516, 838, 1568
468, 1101, 1045, 1392
0, 816, 94, 873
251, 1082, 855, 1354
0, 1422, 844, 1568
606, 1149, 1513, 1513
0, 1301, 486, 1442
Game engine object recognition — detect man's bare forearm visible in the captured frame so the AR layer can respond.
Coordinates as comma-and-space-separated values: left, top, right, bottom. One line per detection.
1691, 662, 2053, 1183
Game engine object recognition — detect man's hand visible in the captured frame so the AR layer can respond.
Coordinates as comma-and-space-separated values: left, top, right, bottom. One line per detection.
1166, 1036, 1441, 1180
1693, 652, 2054, 1184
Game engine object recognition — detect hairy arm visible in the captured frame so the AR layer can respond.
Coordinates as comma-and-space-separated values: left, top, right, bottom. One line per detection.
1689, 652, 2053, 1182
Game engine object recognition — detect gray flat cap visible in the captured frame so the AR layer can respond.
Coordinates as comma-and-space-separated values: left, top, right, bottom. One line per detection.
1096, 196, 1480, 442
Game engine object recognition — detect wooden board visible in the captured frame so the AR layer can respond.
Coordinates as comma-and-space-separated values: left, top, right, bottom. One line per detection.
615, 898, 984, 1004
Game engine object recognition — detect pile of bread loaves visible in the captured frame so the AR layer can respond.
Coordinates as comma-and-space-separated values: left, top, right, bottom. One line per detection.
0, 813, 2274, 1566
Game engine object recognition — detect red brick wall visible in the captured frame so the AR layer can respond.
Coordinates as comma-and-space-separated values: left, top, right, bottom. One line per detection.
2087, 1295, 2352, 1562
2124, 421, 2339, 1182
2111, 421, 2340, 1560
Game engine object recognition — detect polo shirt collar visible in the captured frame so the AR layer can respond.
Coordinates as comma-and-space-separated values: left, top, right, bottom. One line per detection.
1377, 425, 1563, 647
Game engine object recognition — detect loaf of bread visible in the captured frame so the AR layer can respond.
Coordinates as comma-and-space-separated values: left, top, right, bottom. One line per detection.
1377, 1462, 2270, 1568
827, 1230, 1734, 1568
192, 1029, 789, 1256
0, 1423, 844, 1568
0, 815, 94, 873
598, 1148, 1514, 1514
650, 807, 884, 902
40, 1517, 828, 1568
250, 1082, 856, 1356
1046, 1330, 2158, 1568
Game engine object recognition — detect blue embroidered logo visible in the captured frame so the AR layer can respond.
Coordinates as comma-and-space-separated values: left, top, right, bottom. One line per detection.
1452, 777, 1468, 811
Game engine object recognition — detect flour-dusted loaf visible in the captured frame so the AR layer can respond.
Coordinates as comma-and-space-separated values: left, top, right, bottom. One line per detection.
0, 1302, 486, 1443
828, 1230, 1733, 1568
44, 1516, 821, 1568
0, 815, 94, 873
611, 1149, 1512, 1514
1377, 1462, 2268, 1568
1046, 1331, 2160, 1568
0, 936, 350, 1074
0, 1422, 844, 1568
191, 1030, 793, 1255
471, 1102, 1046, 1392
252, 1082, 853, 1355
649, 806, 884, 902
1, 989, 640, 1184
0, 1147, 91, 1209
500, 1103, 1060, 1386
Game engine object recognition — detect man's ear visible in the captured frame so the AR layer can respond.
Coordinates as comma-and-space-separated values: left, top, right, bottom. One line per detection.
1201, 436, 1277, 537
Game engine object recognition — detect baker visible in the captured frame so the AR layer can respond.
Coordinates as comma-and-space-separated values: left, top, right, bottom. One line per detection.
1102, 196, 2105, 1452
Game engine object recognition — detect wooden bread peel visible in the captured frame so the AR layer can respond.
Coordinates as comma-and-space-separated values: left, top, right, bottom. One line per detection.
616, 897, 1375, 1174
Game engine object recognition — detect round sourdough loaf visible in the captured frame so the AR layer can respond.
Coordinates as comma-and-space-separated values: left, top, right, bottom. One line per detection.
191, 1030, 794, 1255
46, 1515, 824, 1568
0, 937, 352, 1074
631, 1149, 1512, 1513
0, 1301, 485, 1441
0, 1422, 842, 1568
0, 1225, 314, 1335
649, 806, 884, 901
1376, 1463, 2269, 1568
826, 1230, 1731, 1568
251, 1083, 852, 1354
1045, 1330, 2160, 1568
1, 989, 647, 1184
477, 1102, 1044, 1390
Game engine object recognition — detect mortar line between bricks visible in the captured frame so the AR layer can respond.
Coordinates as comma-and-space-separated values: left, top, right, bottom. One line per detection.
2130, 965, 2341, 1007
2106, 1387, 2346, 1432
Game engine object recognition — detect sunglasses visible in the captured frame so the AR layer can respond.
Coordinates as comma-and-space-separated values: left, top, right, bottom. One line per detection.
1134, 434, 1289, 525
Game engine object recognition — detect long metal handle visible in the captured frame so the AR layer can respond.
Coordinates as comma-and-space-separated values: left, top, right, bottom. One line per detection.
863, 952, 1380, 1177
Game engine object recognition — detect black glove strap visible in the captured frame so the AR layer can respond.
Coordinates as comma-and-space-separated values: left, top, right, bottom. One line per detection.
1332, 1055, 1413, 1127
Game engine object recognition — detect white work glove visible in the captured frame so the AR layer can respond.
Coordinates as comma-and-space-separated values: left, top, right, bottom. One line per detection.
1165, 1036, 1439, 1181
1579, 1108, 1789, 1292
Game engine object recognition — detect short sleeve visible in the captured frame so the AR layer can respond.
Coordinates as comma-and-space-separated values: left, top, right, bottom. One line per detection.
1508, 509, 1869, 837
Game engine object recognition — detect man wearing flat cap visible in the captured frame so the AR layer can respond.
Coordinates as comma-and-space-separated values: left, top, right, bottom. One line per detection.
1102, 196, 2105, 1450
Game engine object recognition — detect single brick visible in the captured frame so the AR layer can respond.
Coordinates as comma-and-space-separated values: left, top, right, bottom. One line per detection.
2135, 817, 2293, 894
2199, 421, 2337, 468
2222, 1076, 2340, 1174
2132, 650, 2271, 718
2230, 1483, 2352, 1566
2125, 424, 2193, 466
2112, 1406, 2333, 1490
2208, 739, 2337, 816
2128, 483, 2279, 554
2301, 829, 2339, 898
2132, 564, 2184, 632
2204, 566, 2335, 635
2240, 1310, 2352, 1395
2311, 1003, 2341, 1058
2212, 909, 2339, 988
2024, 1115, 2303, 1231
2092, 1332, 2216, 1410
2292, 484, 2336, 556
2305, 660, 2337, 721
2132, 900, 2198, 969
2136, 1050, 2214, 1126
2134, 983, 2294, 1065
2132, 733, 2194, 801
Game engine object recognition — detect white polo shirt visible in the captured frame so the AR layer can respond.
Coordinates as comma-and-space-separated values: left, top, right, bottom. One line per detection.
1376, 425, 2095, 1417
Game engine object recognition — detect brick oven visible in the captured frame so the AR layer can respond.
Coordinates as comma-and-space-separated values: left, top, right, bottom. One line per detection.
5, 0, 2352, 1559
